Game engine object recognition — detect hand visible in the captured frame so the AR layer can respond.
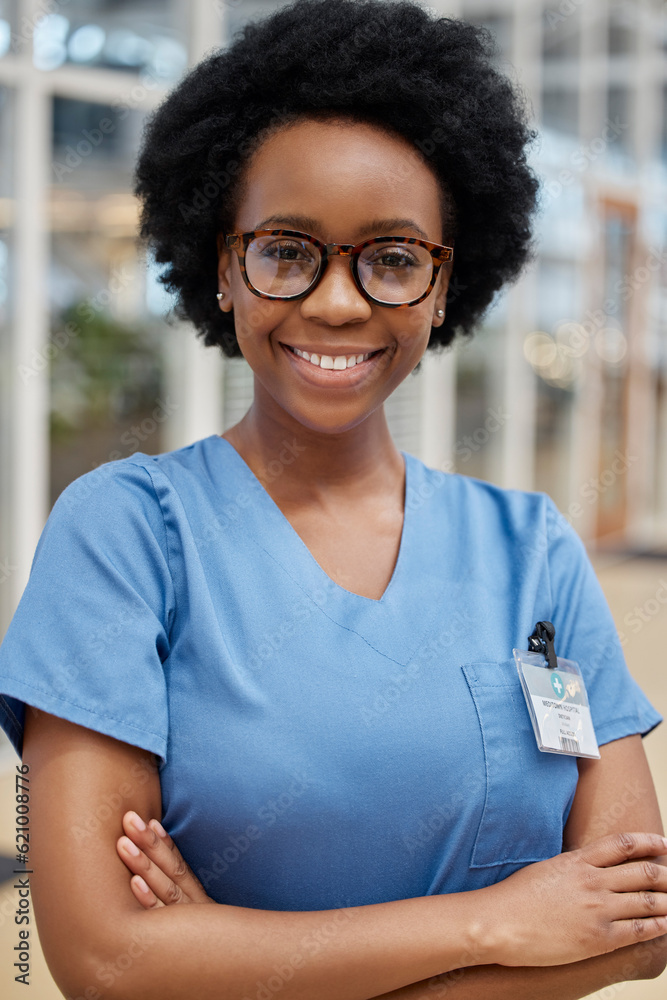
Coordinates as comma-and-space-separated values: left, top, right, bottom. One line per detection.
116, 810, 216, 909
479, 831, 667, 967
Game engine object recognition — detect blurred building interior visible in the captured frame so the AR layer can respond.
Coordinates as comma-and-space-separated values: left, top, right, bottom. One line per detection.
0, 0, 666, 650
0, 1, 666, 997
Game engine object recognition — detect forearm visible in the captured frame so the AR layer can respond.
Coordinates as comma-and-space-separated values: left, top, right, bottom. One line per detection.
75, 892, 489, 1000
371, 935, 667, 1000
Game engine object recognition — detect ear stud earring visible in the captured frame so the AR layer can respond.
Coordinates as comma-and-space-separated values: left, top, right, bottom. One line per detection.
436, 308, 444, 318
216, 293, 224, 301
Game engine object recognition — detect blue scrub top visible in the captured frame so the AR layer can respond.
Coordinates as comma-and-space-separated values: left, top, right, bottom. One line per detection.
0, 434, 661, 911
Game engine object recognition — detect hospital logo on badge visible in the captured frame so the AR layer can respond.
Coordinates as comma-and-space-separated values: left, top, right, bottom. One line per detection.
550, 672, 565, 698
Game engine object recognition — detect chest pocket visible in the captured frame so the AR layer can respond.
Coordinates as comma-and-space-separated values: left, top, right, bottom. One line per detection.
461, 659, 579, 868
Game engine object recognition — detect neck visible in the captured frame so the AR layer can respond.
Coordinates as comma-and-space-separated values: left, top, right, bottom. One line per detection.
221, 383, 404, 507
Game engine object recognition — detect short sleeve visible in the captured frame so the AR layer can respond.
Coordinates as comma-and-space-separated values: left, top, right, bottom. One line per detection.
544, 496, 662, 746
0, 459, 175, 762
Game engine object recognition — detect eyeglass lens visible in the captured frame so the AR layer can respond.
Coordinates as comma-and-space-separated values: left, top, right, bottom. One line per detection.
244, 234, 434, 304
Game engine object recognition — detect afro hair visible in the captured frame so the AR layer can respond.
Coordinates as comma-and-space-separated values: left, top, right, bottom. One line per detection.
134, 0, 540, 358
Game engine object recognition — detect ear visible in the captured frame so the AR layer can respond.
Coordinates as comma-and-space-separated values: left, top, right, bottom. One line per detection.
431, 264, 452, 327
216, 233, 234, 313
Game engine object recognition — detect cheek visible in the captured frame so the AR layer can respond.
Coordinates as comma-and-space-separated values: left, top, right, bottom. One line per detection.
231, 285, 285, 349
387, 308, 434, 353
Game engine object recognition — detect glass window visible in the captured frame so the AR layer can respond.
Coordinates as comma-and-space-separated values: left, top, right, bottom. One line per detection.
535, 259, 583, 333
593, 206, 634, 541
458, 10, 513, 65
653, 215, 667, 527
541, 87, 579, 138
0, 85, 13, 635
385, 364, 423, 458
52, 96, 139, 177
606, 86, 632, 156
608, 2, 636, 57
226, 0, 293, 40
49, 292, 165, 506
49, 98, 166, 505
32, 0, 187, 81
454, 317, 503, 483
0, 83, 12, 199
542, 2, 580, 61
533, 379, 575, 511
529, 259, 584, 510
536, 179, 590, 262
0, 0, 14, 58
224, 355, 255, 432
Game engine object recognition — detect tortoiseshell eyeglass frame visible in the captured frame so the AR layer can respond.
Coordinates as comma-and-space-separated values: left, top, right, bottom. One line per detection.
222, 229, 454, 308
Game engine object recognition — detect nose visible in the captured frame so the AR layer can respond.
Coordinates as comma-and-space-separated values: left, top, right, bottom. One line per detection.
299, 256, 372, 327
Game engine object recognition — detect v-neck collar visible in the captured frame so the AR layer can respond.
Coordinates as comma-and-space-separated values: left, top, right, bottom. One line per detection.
203, 434, 452, 666
216, 433, 408, 604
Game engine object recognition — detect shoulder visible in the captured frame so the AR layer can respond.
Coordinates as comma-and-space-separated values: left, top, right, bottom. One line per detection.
52, 435, 222, 525
406, 452, 560, 545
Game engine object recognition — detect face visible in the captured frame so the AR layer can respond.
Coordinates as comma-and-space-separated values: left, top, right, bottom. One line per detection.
216, 118, 453, 437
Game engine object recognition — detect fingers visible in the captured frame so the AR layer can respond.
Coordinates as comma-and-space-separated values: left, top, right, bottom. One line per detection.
607, 890, 667, 921
603, 859, 667, 894
130, 874, 164, 909
116, 831, 188, 906
116, 811, 212, 905
606, 914, 667, 952
580, 832, 667, 869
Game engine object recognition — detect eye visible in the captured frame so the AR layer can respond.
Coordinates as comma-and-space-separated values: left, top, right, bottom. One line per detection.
260, 240, 317, 263
366, 247, 420, 268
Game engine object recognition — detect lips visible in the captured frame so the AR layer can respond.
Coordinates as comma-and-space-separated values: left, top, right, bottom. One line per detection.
282, 344, 384, 371
279, 340, 388, 381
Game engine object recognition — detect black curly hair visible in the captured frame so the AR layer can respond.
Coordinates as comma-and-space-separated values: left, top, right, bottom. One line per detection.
134, 0, 540, 359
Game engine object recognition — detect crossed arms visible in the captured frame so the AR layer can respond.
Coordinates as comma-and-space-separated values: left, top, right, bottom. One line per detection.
22, 710, 667, 1000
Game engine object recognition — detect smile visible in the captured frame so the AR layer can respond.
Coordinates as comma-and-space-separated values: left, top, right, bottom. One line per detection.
282, 344, 383, 369
279, 341, 388, 382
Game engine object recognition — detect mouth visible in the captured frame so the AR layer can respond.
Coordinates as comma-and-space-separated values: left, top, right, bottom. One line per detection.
280, 343, 386, 370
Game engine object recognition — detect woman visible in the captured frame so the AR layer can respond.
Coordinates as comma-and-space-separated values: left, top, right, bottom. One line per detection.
2, 1, 666, 998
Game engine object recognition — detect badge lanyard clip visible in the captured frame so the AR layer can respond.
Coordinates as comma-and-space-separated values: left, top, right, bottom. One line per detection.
527, 620, 558, 670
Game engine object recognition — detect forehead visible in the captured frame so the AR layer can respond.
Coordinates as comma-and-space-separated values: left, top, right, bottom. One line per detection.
234, 118, 445, 241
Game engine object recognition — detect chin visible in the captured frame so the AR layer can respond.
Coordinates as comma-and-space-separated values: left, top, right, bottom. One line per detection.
285, 406, 380, 438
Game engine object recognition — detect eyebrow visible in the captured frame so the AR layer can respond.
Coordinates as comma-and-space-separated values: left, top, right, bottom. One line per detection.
253, 214, 430, 241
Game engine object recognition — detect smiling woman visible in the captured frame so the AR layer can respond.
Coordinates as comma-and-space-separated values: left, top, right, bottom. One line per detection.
212, 118, 453, 448
1, 2, 666, 1000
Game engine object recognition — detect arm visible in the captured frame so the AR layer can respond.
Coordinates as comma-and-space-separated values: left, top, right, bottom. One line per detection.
27, 710, 667, 1000
114, 743, 667, 1000
368, 938, 667, 1000
22, 709, 496, 1000
116, 826, 666, 1000
370, 734, 667, 1000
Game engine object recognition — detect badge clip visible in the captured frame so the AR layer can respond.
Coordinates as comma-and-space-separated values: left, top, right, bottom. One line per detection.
527, 620, 558, 670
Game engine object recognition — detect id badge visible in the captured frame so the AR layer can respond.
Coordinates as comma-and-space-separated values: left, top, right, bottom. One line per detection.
513, 622, 600, 759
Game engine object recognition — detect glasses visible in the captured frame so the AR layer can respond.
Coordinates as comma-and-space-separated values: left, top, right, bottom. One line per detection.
223, 229, 454, 308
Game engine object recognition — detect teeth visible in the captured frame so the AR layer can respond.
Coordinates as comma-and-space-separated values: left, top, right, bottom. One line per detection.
291, 346, 373, 369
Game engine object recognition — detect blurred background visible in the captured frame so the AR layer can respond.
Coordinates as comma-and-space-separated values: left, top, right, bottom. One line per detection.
0, 0, 666, 997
